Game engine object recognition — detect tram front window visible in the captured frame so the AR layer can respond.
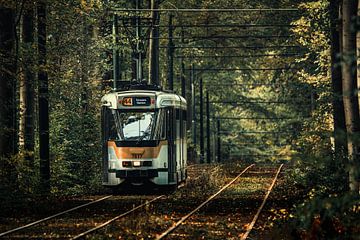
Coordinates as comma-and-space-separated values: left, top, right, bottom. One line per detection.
111, 110, 156, 141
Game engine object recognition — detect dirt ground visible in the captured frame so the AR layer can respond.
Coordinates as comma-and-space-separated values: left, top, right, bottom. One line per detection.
0, 163, 299, 239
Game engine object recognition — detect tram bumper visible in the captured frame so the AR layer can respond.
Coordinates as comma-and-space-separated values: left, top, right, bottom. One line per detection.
116, 169, 158, 178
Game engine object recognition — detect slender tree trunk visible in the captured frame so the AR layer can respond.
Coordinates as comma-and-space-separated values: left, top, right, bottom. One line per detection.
148, 0, 160, 85
358, 0, 360, 111
21, 8, 35, 165
0, 7, 16, 157
342, 0, 360, 193
37, 2, 50, 193
330, 0, 347, 157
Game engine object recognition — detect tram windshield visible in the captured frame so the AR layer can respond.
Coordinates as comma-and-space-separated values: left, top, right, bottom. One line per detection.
106, 109, 164, 141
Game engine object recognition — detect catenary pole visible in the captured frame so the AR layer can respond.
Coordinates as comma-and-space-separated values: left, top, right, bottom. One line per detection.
206, 91, 211, 163
167, 14, 174, 90
200, 78, 204, 163
113, 14, 120, 89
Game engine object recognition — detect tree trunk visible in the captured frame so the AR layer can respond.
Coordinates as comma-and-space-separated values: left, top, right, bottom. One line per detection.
330, 0, 347, 157
0, 7, 16, 157
358, 0, 360, 111
21, 8, 35, 165
342, 0, 360, 193
37, 2, 50, 193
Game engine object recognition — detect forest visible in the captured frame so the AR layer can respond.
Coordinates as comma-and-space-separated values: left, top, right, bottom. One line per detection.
0, 0, 360, 239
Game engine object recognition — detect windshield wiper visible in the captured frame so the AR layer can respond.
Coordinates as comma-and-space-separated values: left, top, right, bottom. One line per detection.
135, 119, 153, 145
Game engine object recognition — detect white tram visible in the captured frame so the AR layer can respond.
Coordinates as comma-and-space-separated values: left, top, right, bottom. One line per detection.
101, 85, 187, 189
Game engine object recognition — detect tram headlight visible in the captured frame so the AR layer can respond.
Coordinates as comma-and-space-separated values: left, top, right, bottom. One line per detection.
122, 161, 132, 167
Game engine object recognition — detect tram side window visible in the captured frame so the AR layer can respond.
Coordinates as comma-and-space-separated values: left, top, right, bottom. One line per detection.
101, 107, 107, 143
182, 110, 187, 122
160, 109, 167, 140
182, 110, 187, 137
176, 109, 181, 139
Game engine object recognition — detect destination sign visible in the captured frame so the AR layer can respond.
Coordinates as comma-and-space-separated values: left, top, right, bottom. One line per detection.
122, 97, 151, 106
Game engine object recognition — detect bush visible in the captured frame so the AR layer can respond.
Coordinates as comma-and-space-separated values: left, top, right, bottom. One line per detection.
291, 193, 360, 239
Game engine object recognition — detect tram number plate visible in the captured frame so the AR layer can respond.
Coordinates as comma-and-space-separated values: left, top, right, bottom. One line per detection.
122, 97, 133, 106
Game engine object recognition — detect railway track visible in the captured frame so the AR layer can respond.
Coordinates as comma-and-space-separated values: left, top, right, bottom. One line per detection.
0, 194, 164, 239
0, 195, 113, 238
0, 163, 284, 239
157, 164, 284, 239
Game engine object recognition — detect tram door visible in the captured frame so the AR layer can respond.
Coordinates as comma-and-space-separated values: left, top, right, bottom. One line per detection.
167, 107, 176, 184
101, 107, 109, 183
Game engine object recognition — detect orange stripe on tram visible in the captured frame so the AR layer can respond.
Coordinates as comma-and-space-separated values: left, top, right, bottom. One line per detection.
107, 141, 168, 159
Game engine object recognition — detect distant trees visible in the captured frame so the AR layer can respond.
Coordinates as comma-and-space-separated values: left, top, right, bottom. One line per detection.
0, 6, 16, 157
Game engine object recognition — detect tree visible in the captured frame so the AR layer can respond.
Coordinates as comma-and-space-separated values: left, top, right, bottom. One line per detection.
0, 6, 16, 157
330, 0, 347, 156
37, 1, 50, 193
341, 0, 360, 193
20, 5, 35, 165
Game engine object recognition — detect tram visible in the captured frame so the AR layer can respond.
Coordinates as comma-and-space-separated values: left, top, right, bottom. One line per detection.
101, 84, 187, 189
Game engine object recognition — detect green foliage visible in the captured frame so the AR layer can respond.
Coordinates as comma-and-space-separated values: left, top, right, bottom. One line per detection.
45, 0, 106, 195
291, 193, 360, 239
290, 152, 348, 194
0, 154, 39, 210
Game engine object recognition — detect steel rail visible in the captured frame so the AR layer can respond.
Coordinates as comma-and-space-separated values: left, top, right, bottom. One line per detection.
219, 131, 296, 134
0, 195, 113, 237
161, 45, 302, 49
187, 68, 299, 71
206, 83, 283, 87
210, 101, 290, 104
112, 8, 301, 12
229, 143, 290, 147
120, 24, 299, 28
156, 164, 255, 240
212, 117, 300, 120
120, 35, 293, 40
175, 53, 300, 58
71, 195, 165, 240
230, 154, 291, 157
240, 164, 284, 240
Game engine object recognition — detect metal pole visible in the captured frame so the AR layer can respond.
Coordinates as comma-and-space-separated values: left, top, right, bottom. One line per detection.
167, 14, 174, 90
148, 0, 160, 85
181, 61, 186, 97
187, 64, 192, 130
212, 127, 216, 161
135, 0, 142, 82
113, 14, 120, 90
191, 64, 196, 149
199, 77, 204, 163
206, 91, 210, 163
217, 119, 221, 162
181, 28, 186, 98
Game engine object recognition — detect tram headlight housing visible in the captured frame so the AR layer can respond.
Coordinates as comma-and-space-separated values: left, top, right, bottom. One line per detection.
122, 161, 132, 167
